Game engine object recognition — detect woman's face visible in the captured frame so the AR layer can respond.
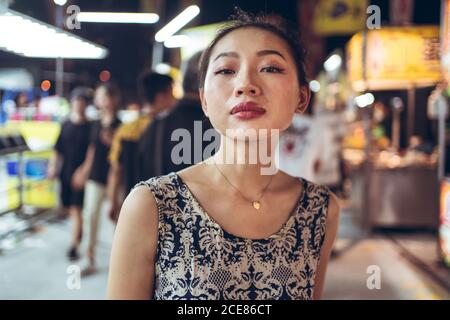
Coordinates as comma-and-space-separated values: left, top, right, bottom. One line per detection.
154, 86, 177, 113
95, 87, 117, 114
200, 27, 310, 138
71, 98, 87, 116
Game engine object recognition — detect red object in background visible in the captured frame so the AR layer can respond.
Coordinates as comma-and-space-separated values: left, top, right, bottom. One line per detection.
9, 113, 23, 121
32, 114, 50, 121
286, 141, 295, 152
40, 80, 51, 92
99, 70, 111, 82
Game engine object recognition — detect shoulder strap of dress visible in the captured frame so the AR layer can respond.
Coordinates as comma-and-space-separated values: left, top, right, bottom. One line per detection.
132, 173, 181, 219
133, 175, 170, 227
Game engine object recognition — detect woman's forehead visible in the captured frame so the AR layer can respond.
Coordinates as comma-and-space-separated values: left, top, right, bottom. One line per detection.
209, 27, 293, 61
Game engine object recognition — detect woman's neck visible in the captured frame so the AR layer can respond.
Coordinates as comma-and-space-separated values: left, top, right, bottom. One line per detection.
209, 133, 280, 190
101, 111, 116, 126
70, 112, 86, 124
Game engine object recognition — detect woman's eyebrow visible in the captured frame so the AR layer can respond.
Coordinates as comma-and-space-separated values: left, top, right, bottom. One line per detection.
256, 50, 285, 60
212, 49, 285, 62
213, 51, 239, 62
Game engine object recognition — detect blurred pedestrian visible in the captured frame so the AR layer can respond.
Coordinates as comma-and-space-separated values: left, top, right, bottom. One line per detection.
108, 72, 176, 223
72, 83, 122, 275
47, 87, 92, 261
137, 52, 217, 181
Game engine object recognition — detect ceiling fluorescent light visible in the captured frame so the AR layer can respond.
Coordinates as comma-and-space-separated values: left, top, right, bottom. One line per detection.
155, 5, 200, 42
0, 9, 108, 59
164, 35, 190, 48
77, 12, 159, 24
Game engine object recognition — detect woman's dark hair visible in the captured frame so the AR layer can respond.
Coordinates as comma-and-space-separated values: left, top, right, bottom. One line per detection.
70, 86, 93, 103
198, 8, 307, 89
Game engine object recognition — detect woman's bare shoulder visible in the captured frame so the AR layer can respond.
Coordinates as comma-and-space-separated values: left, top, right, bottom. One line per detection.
108, 185, 158, 299
124, 184, 157, 208
124, 183, 157, 210
115, 185, 159, 243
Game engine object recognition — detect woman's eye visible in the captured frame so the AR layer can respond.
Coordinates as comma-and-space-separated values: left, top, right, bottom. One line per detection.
214, 69, 235, 75
261, 66, 284, 73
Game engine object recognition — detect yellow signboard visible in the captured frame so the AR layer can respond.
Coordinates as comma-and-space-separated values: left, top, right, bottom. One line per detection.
347, 26, 442, 91
314, 0, 367, 36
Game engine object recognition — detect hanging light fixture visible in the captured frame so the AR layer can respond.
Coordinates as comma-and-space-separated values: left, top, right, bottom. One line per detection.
0, 9, 108, 59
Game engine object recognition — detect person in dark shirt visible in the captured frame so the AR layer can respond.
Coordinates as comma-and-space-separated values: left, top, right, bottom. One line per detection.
47, 87, 92, 261
137, 52, 219, 181
107, 72, 176, 223
72, 82, 121, 274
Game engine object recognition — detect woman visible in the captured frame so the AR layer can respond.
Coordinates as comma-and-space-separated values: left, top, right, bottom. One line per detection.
107, 11, 340, 300
73, 83, 122, 274
47, 87, 92, 261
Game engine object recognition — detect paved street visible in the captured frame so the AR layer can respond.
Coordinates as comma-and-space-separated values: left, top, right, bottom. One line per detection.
0, 204, 449, 300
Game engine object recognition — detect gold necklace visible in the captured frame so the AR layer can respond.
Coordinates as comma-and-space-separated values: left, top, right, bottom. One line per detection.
212, 159, 273, 210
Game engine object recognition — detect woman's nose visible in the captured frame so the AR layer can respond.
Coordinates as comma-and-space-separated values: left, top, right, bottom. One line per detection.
235, 74, 261, 97
234, 78, 261, 97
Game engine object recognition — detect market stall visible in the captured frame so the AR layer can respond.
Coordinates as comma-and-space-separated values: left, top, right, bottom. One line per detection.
0, 94, 66, 216
345, 25, 442, 229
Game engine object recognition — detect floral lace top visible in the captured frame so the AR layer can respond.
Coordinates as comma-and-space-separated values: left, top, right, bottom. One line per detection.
136, 172, 330, 300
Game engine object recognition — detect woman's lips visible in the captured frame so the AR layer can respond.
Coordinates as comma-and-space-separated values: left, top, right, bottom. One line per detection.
230, 102, 266, 120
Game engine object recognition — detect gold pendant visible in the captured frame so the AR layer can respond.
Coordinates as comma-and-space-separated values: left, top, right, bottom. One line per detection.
252, 201, 261, 210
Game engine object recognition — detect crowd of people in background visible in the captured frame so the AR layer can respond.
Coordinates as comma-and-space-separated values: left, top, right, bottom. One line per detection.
46, 52, 217, 275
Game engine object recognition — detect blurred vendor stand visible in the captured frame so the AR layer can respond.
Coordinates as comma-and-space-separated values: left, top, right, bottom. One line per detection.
345, 25, 442, 230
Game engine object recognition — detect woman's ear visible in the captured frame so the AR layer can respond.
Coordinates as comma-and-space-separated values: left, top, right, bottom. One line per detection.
295, 86, 311, 114
199, 89, 208, 117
